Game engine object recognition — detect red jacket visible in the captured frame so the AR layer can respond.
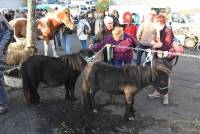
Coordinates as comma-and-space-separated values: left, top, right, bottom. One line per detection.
124, 24, 137, 39
92, 33, 137, 61
159, 25, 174, 51
156, 25, 175, 60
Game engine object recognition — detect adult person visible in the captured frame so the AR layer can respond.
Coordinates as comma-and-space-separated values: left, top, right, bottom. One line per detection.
123, 12, 138, 39
0, 14, 13, 114
91, 26, 137, 66
55, 23, 73, 54
54, 9, 73, 54
111, 10, 120, 27
14, 9, 26, 19
3, 11, 12, 22
148, 14, 174, 105
94, 11, 105, 35
89, 16, 114, 48
135, 10, 157, 65
77, 13, 91, 49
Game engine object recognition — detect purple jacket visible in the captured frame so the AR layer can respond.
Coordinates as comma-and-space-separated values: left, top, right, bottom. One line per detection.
92, 33, 137, 61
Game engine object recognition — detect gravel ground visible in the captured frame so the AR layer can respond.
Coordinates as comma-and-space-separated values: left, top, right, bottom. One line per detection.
1, 35, 200, 134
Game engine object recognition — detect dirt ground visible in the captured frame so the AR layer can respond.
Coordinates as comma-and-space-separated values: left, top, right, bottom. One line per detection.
1, 66, 200, 134
0, 76, 171, 134
1, 36, 200, 134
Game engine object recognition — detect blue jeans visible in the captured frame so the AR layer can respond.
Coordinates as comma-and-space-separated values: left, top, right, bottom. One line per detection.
80, 40, 87, 49
61, 33, 71, 54
0, 87, 7, 105
54, 31, 61, 47
135, 44, 151, 65
113, 59, 132, 67
0, 54, 7, 105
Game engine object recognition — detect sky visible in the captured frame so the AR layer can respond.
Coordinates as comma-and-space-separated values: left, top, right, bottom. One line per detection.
1, 0, 200, 10
0, 0, 23, 9
112, 0, 200, 10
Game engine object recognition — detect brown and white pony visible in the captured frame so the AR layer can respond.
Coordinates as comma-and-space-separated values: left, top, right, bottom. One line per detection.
9, 9, 75, 57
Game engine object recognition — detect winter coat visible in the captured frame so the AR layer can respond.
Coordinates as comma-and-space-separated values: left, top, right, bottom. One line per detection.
92, 33, 137, 61
155, 25, 174, 61
0, 14, 12, 51
124, 24, 138, 39
77, 19, 91, 40
89, 28, 112, 45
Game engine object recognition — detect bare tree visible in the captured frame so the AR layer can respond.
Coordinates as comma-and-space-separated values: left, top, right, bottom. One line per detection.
26, 0, 37, 49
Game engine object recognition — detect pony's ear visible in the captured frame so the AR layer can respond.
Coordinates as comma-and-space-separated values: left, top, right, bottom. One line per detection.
64, 8, 70, 14
156, 64, 171, 75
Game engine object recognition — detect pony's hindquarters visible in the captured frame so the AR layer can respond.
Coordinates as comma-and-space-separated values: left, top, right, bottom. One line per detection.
9, 18, 27, 41
21, 63, 33, 105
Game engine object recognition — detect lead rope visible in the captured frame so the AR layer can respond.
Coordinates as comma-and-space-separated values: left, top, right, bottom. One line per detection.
143, 49, 153, 67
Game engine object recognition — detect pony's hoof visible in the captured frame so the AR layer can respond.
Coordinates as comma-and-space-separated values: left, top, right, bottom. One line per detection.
93, 109, 98, 113
54, 55, 59, 58
128, 117, 135, 121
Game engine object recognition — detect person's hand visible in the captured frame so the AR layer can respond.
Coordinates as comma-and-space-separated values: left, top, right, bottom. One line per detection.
152, 42, 163, 49
151, 40, 156, 45
89, 44, 94, 48
60, 29, 64, 33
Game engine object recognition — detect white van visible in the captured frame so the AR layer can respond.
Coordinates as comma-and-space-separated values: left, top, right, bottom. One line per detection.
66, 4, 88, 17
71, 0, 96, 12
151, 7, 199, 48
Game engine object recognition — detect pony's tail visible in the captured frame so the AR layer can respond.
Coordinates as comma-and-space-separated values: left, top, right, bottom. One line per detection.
21, 63, 33, 105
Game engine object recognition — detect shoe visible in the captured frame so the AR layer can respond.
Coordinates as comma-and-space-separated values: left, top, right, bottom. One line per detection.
148, 93, 160, 99
0, 104, 8, 114
163, 94, 169, 105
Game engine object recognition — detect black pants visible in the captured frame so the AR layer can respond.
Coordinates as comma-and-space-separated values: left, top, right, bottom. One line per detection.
153, 58, 173, 95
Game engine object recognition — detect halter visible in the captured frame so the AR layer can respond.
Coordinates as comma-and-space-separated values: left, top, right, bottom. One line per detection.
80, 46, 106, 64
83, 55, 96, 63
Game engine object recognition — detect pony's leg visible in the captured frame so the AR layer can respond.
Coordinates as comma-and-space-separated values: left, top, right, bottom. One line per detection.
23, 88, 33, 105
124, 88, 135, 120
44, 40, 49, 56
82, 75, 92, 109
89, 88, 98, 113
31, 82, 40, 104
64, 82, 70, 100
21, 67, 33, 105
68, 79, 77, 101
50, 40, 59, 57
23, 82, 39, 105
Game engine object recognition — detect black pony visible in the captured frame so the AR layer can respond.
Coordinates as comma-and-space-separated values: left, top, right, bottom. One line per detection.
82, 61, 171, 120
21, 49, 94, 105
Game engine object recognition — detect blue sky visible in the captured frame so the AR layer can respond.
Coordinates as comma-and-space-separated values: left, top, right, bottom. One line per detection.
0, 0, 23, 9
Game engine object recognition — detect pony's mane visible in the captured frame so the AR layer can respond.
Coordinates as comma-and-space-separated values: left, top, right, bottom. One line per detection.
61, 53, 84, 71
45, 10, 59, 19
7, 39, 26, 53
124, 65, 158, 88
44, 9, 70, 22
124, 64, 170, 89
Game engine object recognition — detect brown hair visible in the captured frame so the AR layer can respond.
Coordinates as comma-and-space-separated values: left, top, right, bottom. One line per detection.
157, 14, 166, 24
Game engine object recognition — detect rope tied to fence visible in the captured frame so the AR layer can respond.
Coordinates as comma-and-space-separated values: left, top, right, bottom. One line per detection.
84, 44, 200, 64
143, 49, 153, 67
110, 45, 200, 59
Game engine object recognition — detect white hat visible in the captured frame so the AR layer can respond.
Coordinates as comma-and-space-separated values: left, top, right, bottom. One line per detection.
150, 10, 157, 15
103, 16, 113, 25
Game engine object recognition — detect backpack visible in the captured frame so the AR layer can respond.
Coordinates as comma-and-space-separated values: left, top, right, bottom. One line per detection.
82, 21, 90, 34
